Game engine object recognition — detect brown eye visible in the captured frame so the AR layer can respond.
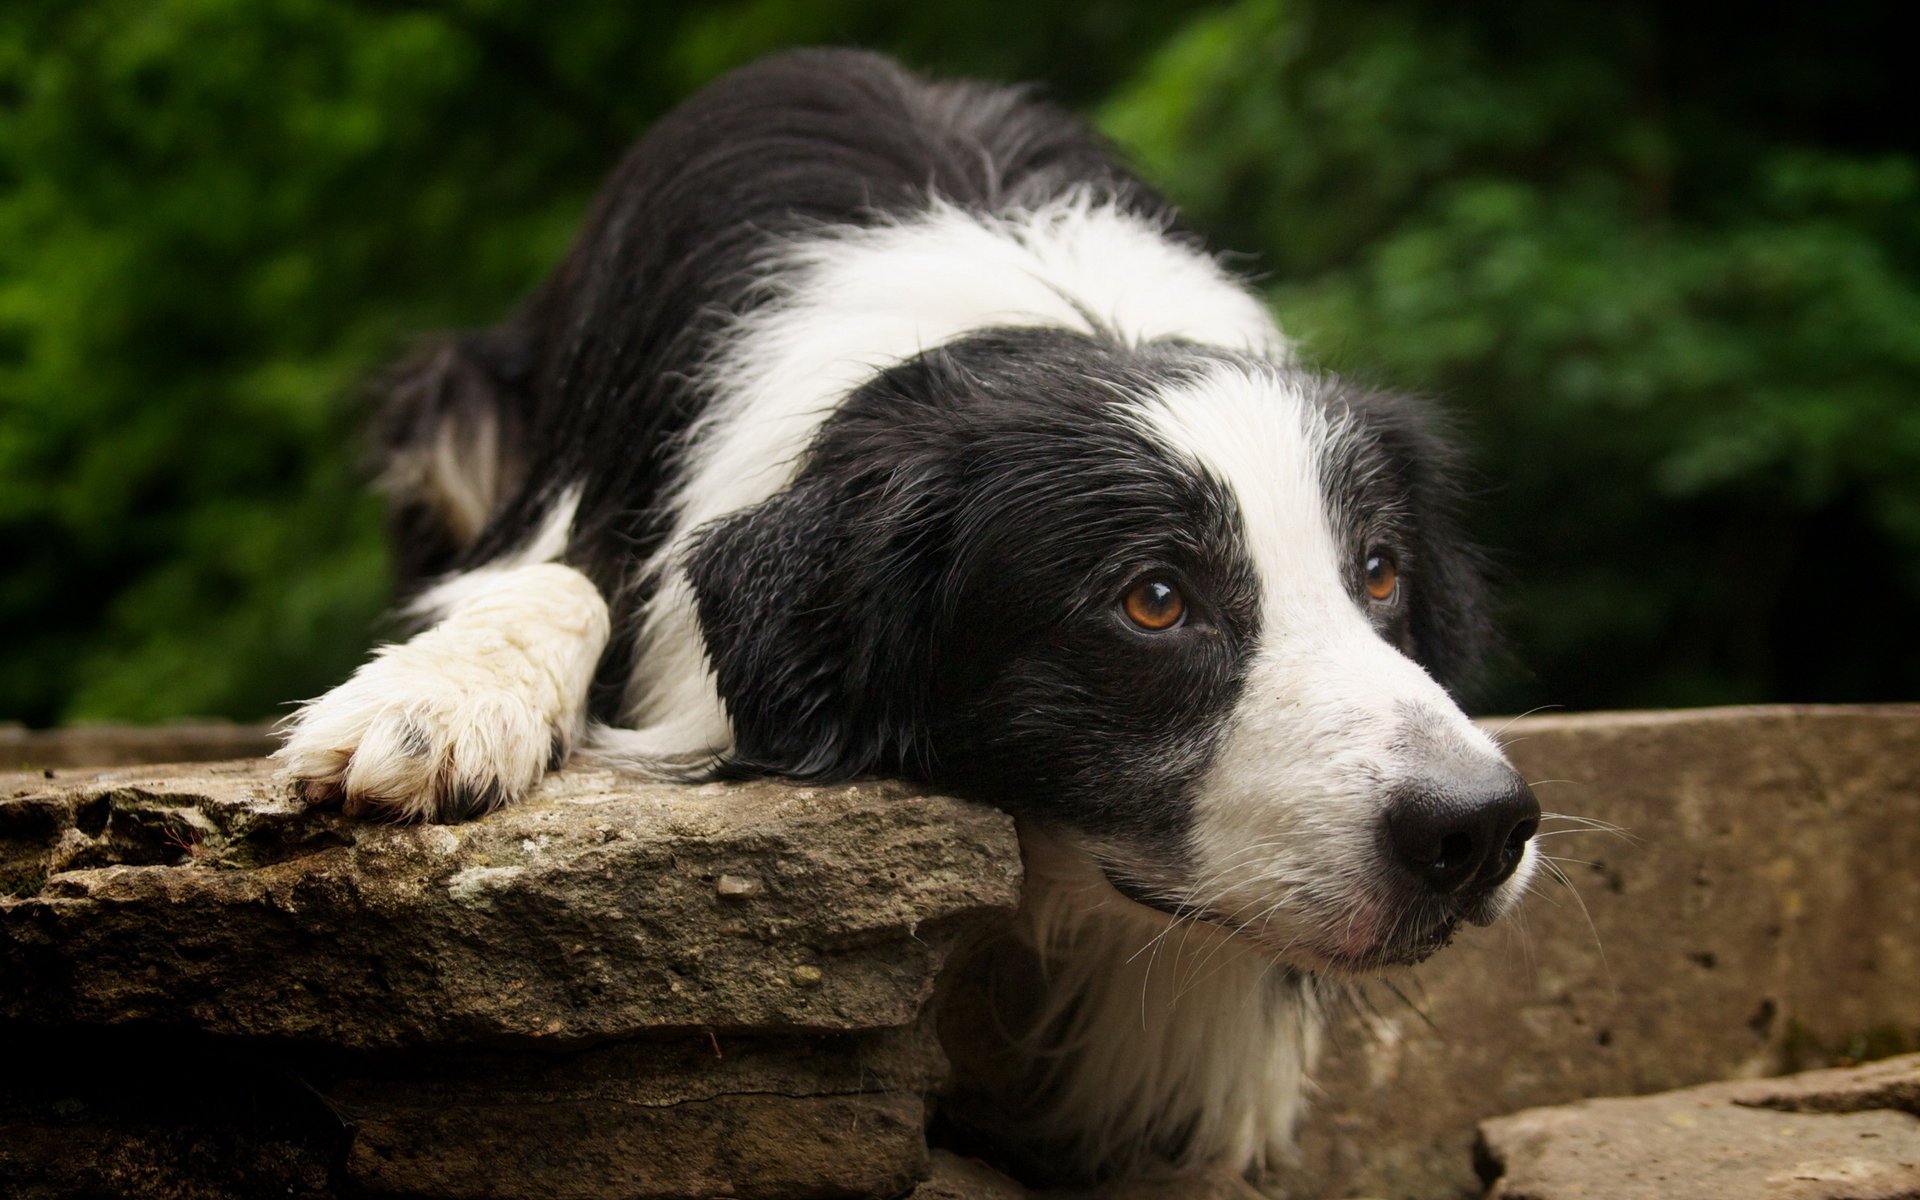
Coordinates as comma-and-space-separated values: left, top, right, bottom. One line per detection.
1122, 580, 1186, 631
1364, 551, 1399, 602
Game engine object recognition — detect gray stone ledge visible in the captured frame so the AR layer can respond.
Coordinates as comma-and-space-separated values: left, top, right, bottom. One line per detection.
1478, 1053, 1920, 1199
0, 721, 276, 770
1, 761, 1021, 1047
3, 703, 1917, 1199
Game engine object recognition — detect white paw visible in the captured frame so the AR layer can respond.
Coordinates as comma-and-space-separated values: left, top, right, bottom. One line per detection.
275, 564, 609, 822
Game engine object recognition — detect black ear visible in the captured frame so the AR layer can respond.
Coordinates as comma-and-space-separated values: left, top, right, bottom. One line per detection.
683, 453, 956, 781
1344, 388, 1498, 699
374, 328, 536, 587
1400, 415, 1496, 700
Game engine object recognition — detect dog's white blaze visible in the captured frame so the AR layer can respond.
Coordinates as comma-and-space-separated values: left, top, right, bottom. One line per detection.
1136, 365, 1527, 964
619, 194, 1283, 747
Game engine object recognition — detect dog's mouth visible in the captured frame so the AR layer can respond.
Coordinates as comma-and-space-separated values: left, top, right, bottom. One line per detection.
1322, 910, 1462, 971
1101, 866, 1471, 973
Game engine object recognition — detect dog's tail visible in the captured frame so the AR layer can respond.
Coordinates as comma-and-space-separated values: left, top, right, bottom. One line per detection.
373, 327, 538, 588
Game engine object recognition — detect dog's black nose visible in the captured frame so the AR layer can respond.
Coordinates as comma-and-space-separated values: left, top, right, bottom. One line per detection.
1387, 764, 1539, 897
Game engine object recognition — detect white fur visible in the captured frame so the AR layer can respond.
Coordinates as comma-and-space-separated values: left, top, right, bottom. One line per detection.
611, 194, 1284, 763
1014, 829, 1321, 1177
600, 200, 1489, 1176
278, 496, 607, 820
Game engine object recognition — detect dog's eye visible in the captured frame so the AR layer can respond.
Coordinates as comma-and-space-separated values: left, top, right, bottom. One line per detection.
1121, 580, 1186, 631
1364, 551, 1399, 603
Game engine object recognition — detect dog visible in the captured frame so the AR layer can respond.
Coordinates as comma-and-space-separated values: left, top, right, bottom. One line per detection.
276, 48, 1540, 1180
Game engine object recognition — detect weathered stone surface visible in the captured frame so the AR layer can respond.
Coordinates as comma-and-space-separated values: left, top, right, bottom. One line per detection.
0, 721, 275, 770
337, 1026, 942, 1199
1477, 1053, 1920, 1199
0, 1118, 334, 1200
357, 1091, 925, 1199
1073, 1172, 1268, 1200
2, 760, 1017, 1199
1285, 704, 1920, 1199
910, 1150, 1266, 1199
1, 759, 1021, 1046
0, 1025, 344, 1200
3, 705, 1917, 1199
1742, 1050, 1920, 1117
2, 1017, 948, 1200
914, 1151, 1034, 1199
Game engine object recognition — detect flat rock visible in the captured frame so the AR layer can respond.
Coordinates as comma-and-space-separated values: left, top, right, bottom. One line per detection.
0, 721, 275, 769
4, 705, 1917, 1199
1478, 1053, 1920, 1199
909, 1151, 1265, 1199
1285, 704, 1920, 1199
339, 1027, 943, 1199
2, 760, 1019, 1199
0, 760, 1021, 1047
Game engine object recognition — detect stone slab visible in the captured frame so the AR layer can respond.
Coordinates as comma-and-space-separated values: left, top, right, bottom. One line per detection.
1478, 1053, 1920, 1199
335, 1025, 943, 1198
4, 705, 1917, 1198
0, 722, 275, 770
0, 760, 1021, 1047
1, 1016, 950, 1200
910, 1150, 1266, 1199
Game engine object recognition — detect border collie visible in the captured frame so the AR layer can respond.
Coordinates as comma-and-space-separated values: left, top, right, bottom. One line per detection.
276, 48, 1540, 1180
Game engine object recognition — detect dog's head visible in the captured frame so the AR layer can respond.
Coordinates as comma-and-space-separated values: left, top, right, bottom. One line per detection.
689, 327, 1536, 971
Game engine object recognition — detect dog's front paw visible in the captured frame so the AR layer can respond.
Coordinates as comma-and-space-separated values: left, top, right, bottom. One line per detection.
276, 566, 608, 821
277, 673, 561, 823
276, 650, 568, 822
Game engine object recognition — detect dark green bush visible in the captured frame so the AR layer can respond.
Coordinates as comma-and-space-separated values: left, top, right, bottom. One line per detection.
2, 0, 1912, 724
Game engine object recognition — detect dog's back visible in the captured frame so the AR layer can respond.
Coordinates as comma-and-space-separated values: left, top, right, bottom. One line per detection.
378, 49, 1159, 618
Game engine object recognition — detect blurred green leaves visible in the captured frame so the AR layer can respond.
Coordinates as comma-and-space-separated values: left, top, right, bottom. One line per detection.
1104, 0, 1920, 707
2, 0, 1913, 723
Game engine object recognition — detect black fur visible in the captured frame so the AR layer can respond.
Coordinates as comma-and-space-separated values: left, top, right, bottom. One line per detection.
687, 329, 1262, 860
376, 49, 1175, 722
1319, 383, 1494, 695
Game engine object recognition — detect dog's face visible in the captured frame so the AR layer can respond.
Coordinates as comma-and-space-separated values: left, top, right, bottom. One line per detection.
690, 328, 1537, 972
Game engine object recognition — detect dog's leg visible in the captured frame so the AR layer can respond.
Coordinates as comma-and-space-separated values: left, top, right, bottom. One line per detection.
275, 563, 609, 822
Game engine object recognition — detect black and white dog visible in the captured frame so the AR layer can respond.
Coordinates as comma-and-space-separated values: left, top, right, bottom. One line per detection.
278, 49, 1539, 1178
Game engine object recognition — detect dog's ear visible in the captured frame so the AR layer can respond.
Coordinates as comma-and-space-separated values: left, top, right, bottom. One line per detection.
1343, 388, 1498, 699
1397, 412, 1496, 700
683, 437, 957, 781
375, 329, 535, 586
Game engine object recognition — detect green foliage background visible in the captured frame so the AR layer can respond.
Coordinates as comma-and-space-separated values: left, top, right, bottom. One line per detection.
3, 0, 1914, 725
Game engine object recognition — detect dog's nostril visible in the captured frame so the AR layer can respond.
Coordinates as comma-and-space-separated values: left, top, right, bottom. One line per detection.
1505, 817, 1539, 855
1437, 831, 1474, 870
1494, 815, 1539, 875
1388, 769, 1540, 897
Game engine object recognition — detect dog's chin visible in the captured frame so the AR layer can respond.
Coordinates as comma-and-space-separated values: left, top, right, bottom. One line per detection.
1314, 912, 1462, 972
1100, 865, 1492, 976
1256, 908, 1471, 976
